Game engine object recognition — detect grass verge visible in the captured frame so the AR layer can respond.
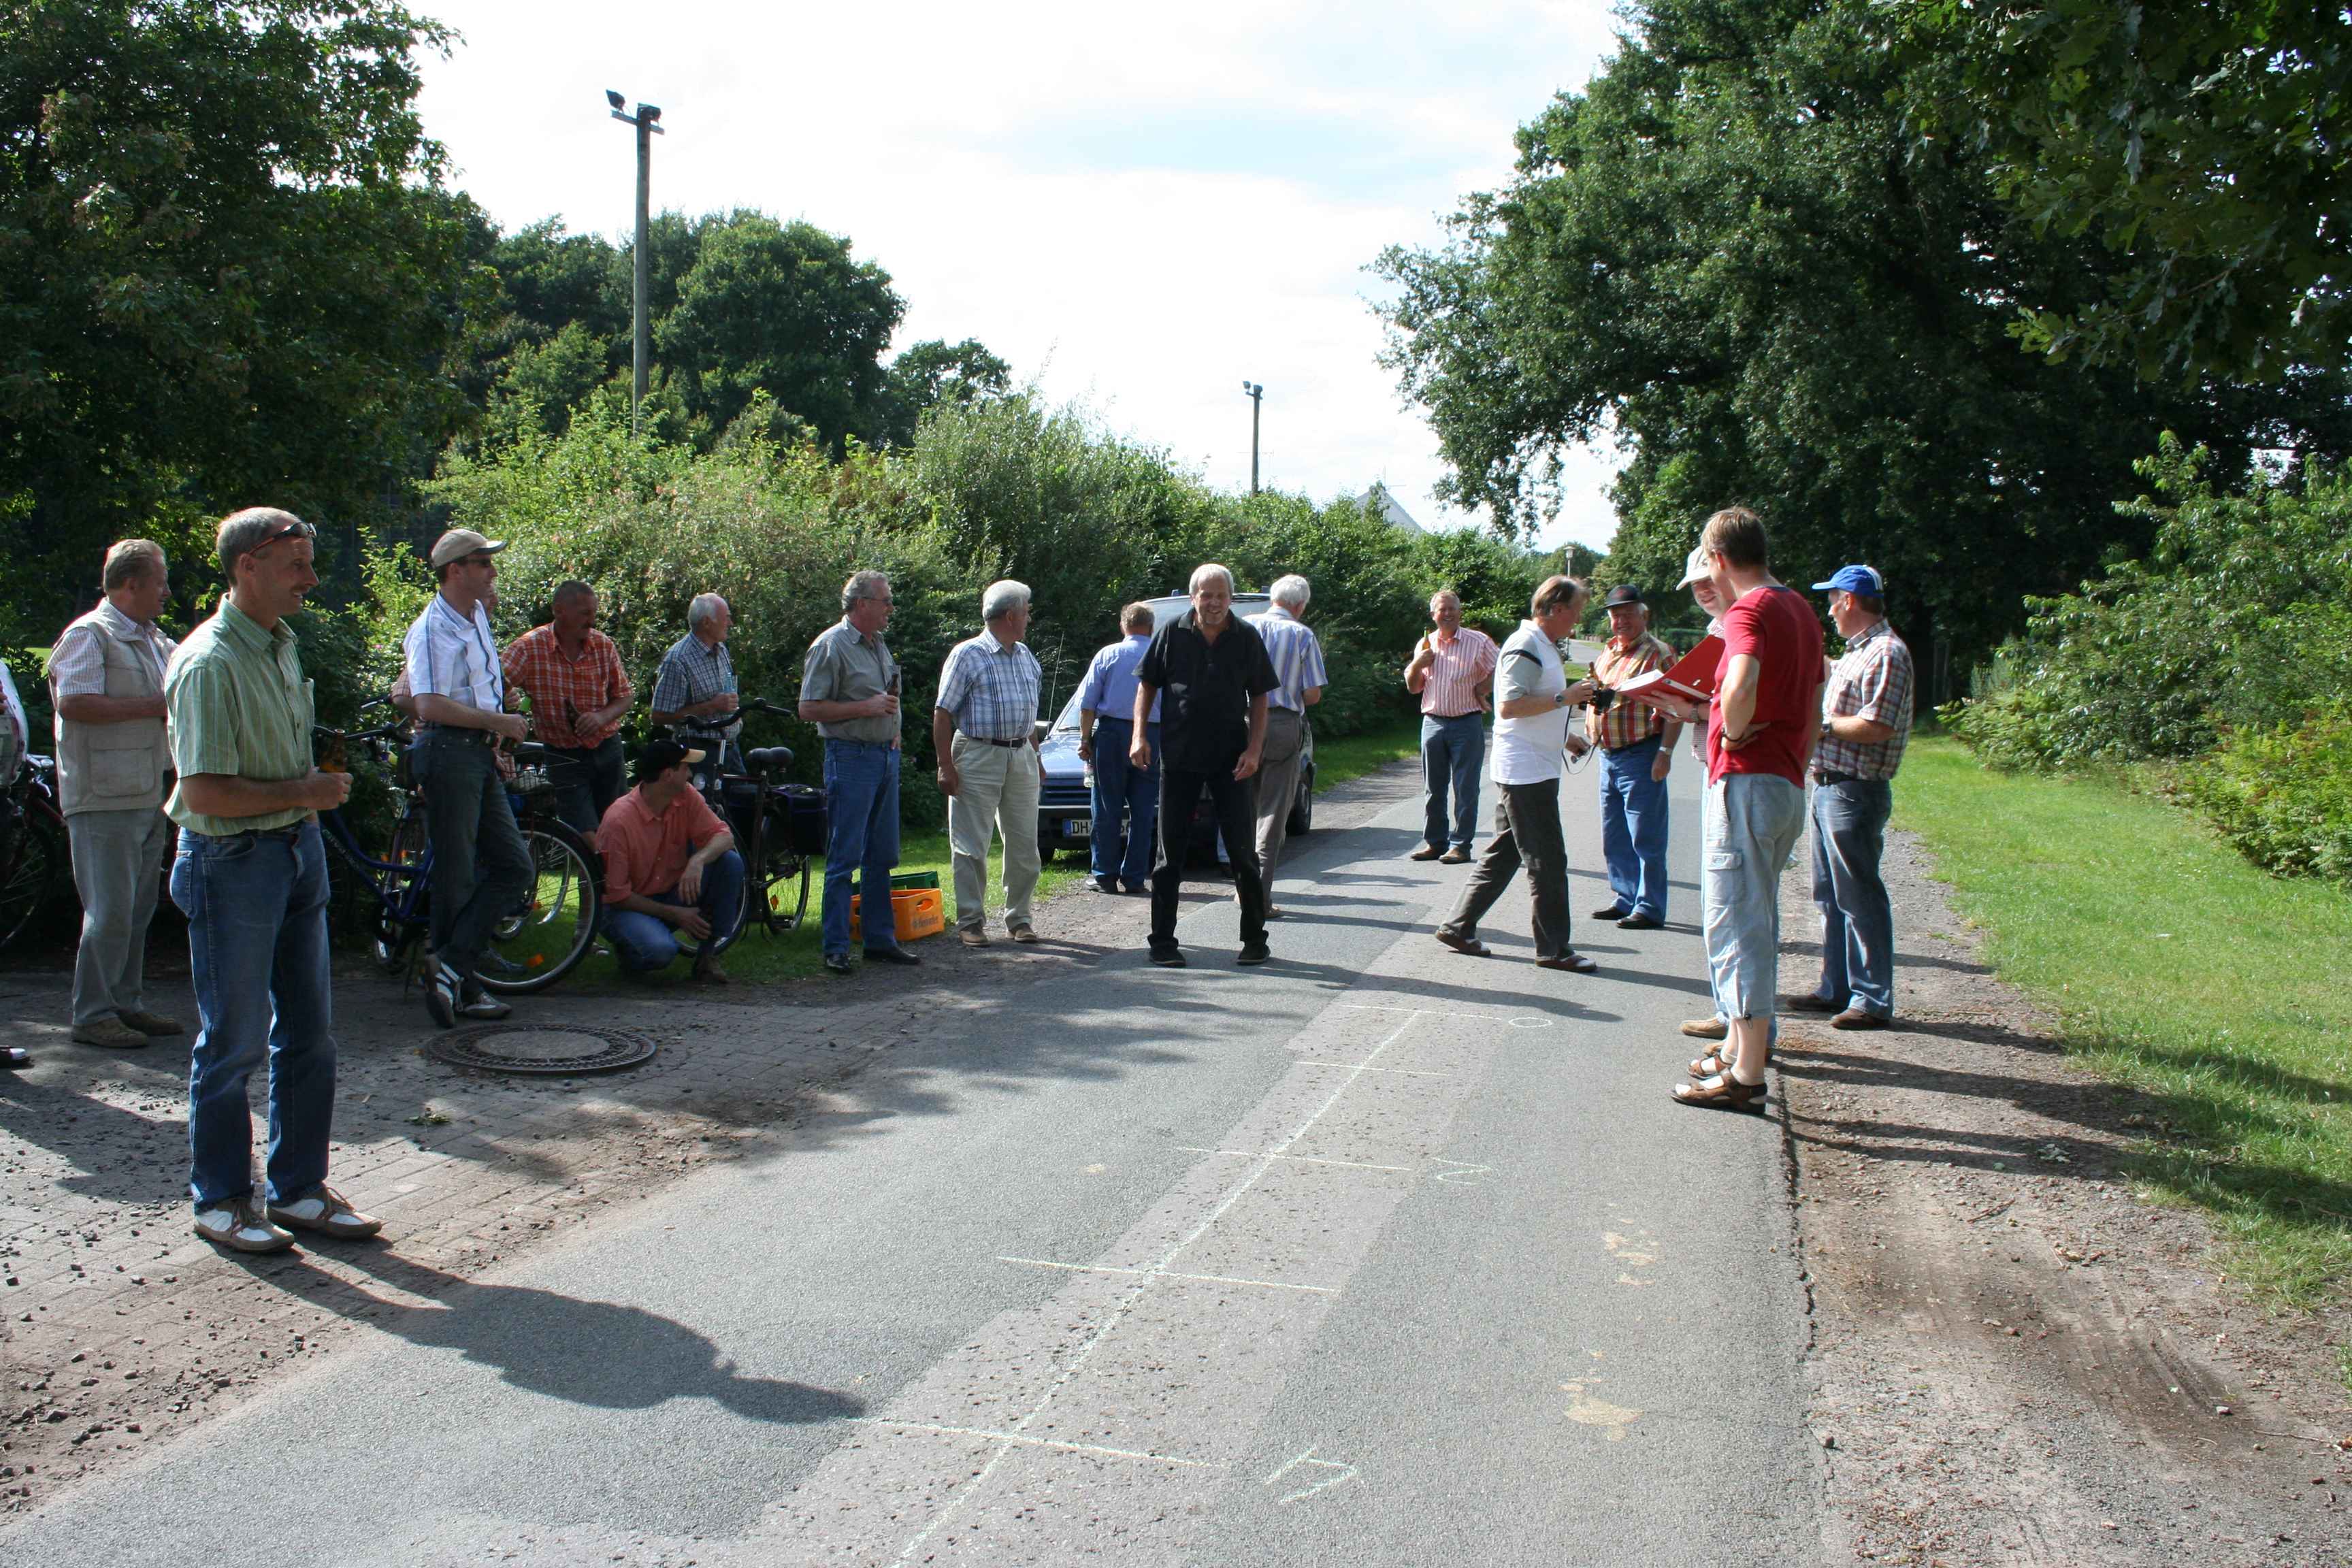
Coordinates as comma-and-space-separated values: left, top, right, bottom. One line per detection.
1311, 713, 1424, 790
1895, 736, 2352, 1307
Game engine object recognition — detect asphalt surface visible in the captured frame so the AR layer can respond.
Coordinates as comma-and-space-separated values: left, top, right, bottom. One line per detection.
0, 749, 1818, 1566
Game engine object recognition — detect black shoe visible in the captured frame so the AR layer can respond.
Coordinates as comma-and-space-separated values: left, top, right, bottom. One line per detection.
1589, 903, 1632, 921
424, 963, 461, 1029
864, 945, 921, 966
1536, 951, 1599, 973
1149, 945, 1187, 968
823, 952, 855, 976
1408, 845, 1443, 862
1092, 876, 1119, 894
1237, 943, 1271, 966
1120, 880, 1149, 896
1616, 913, 1665, 931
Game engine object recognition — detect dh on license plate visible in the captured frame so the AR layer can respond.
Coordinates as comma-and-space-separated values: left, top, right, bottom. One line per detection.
1069, 816, 1091, 836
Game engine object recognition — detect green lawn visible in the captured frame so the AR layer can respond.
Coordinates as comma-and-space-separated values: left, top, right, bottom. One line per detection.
1311, 713, 1425, 789
1895, 737, 2352, 1309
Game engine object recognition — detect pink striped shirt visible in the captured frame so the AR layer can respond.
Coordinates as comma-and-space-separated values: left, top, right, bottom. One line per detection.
1413, 626, 1498, 717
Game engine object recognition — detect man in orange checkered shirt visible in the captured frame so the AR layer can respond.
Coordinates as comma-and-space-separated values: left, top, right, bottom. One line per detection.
1580, 584, 1682, 929
500, 581, 635, 835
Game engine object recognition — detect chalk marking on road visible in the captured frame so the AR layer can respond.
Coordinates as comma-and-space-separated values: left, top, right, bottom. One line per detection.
997, 1256, 1338, 1294
1292, 1059, 1453, 1078
1430, 1158, 1492, 1185
1176, 1145, 1415, 1174
1264, 1446, 1359, 1503
1336, 1002, 1555, 1029
1560, 1379, 1643, 1441
892, 1009, 1422, 1563
864, 1420, 1226, 1471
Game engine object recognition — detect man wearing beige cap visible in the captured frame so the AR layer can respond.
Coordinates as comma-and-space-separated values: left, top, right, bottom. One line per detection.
404, 528, 533, 1029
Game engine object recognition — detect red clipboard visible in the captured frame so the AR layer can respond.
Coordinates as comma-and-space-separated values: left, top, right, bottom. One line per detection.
1614, 635, 1723, 705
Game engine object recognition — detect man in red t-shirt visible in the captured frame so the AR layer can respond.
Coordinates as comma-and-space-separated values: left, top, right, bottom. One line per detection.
595, 739, 742, 983
1642, 507, 1822, 1113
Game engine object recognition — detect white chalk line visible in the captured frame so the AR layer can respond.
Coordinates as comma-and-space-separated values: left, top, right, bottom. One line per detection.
1174, 1145, 1415, 1175
998, 1255, 1337, 1294
1292, 1058, 1454, 1078
890, 1008, 1423, 1562
862, 1420, 1225, 1471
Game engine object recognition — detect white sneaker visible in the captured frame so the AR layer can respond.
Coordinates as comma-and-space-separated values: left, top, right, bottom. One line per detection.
193, 1196, 294, 1254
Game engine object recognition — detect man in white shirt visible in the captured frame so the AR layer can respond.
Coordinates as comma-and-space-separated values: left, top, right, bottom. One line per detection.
49, 540, 182, 1049
1433, 576, 1599, 971
403, 529, 532, 1029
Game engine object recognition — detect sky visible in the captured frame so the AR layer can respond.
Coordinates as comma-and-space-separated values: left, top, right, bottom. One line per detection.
412, 1, 1629, 551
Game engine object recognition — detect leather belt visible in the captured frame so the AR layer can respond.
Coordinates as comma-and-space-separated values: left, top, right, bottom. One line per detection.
970, 736, 1025, 748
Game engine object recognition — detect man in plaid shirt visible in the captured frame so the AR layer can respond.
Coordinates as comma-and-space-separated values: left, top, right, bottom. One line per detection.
1792, 565, 1915, 1029
932, 580, 1046, 946
501, 581, 635, 835
1578, 584, 1684, 930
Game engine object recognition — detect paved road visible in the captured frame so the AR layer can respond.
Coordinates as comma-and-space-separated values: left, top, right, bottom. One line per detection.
0, 754, 1817, 1566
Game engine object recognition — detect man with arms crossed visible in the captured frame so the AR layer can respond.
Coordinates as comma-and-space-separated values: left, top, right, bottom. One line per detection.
1433, 576, 1599, 972
1791, 565, 1914, 1030
50, 539, 181, 1050
799, 570, 918, 975
1245, 574, 1326, 915
501, 580, 634, 836
1134, 564, 1277, 968
1658, 507, 1823, 1113
1402, 589, 1496, 863
1076, 602, 1160, 896
404, 529, 533, 1030
167, 508, 378, 1253
933, 580, 1046, 947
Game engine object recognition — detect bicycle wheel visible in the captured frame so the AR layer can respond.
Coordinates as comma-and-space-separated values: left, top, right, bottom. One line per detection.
372, 806, 428, 975
477, 820, 601, 994
0, 796, 68, 951
760, 849, 811, 934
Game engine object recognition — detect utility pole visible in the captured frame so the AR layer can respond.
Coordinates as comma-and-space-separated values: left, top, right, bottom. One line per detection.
606, 91, 664, 434
1241, 381, 1264, 495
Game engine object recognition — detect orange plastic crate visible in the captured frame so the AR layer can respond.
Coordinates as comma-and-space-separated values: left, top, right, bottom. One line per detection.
849, 887, 946, 943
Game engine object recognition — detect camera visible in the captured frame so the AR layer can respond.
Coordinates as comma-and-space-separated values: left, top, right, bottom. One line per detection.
1587, 683, 1616, 715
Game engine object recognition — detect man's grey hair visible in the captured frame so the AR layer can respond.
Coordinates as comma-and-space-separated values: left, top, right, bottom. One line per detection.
1268, 574, 1311, 611
842, 568, 889, 614
552, 578, 595, 608
1188, 562, 1235, 595
981, 578, 1031, 623
215, 507, 309, 580
688, 592, 728, 630
103, 539, 167, 592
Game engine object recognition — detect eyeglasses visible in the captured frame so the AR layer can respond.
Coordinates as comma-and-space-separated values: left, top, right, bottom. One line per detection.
458, 554, 497, 569
255, 519, 315, 549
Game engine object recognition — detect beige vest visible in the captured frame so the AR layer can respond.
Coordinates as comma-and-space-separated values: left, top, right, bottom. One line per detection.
51, 607, 174, 817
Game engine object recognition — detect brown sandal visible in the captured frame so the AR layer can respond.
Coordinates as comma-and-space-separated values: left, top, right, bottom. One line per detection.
1688, 1050, 1733, 1079
1671, 1073, 1769, 1113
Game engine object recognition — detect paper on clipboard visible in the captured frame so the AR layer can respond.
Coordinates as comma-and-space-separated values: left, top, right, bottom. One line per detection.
1614, 634, 1724, 705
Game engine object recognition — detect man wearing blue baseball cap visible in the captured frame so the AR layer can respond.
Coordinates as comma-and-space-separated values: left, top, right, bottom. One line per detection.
1793, 564, 1915, 1029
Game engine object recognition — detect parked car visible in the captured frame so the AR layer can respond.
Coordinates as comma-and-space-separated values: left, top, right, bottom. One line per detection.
1034, 593, 1314, 863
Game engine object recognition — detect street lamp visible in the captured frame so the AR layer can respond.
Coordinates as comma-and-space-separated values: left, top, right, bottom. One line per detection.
1241, 381, 1264, 496
608, 91, 665, 434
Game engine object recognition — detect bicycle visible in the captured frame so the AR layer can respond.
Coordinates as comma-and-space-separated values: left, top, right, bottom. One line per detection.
0, 753, 67, 952
674, 697, 822, 952
315, 704, 604, 994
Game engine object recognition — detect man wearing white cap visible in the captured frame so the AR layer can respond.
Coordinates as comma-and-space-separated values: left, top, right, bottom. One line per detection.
404, 527, 533, 1029
1792, 565, 1914, 1029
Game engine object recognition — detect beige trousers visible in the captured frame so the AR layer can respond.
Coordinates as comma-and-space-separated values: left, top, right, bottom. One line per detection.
947, 734, 1042, 932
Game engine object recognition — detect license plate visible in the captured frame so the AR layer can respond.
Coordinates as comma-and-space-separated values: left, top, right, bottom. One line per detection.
1068, 816, 1091, 837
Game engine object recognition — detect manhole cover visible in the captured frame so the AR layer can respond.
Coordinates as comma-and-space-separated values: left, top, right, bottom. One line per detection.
426, 1024, 657, 1076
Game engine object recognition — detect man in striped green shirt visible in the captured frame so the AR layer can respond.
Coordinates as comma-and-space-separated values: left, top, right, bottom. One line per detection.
165, 507, 380, 1256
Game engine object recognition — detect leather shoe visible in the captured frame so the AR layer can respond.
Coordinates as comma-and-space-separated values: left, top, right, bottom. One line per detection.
1149, 945, 1186, 968
959, 926, 990, 947
1439, 847, 1472, 865
118, 1010, 184, 1036
1831, 1009, 1890, 1030
1680, 1017, 1729, 1041
1236, 943, 1271, 966
1120, 880, 1148, 896
1786, 993, 1842, 1014
1616, 913, 1664, 930
1536, 952, 1598, 973
1092, 877, 1119, 894
70, 1017, 148, 1050
1009, 924, 1040, 944
823, 952, 855, 975
864, 945, 921, 966
1589, 903, 1632, 921
1409, 845, 1443, 862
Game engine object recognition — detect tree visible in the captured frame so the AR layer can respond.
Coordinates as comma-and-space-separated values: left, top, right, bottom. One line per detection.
1892, 1, 2352, 381
653, 210, 903, 451
877, 338, 1011, 446
1375, 0, 2349, 673
0, 0, 476, 636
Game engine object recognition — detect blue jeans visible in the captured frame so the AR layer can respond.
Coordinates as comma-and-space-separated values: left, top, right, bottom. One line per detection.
1701, 774, 1808, 1022
1812, 777, 1896, 1016
1599, 736, 1671, 919
820, 739, 902, 960
604, 849, 745, 972
169, 822, 337, 1210
1090, 719, 1158, 883
1420, 712, 1486, 851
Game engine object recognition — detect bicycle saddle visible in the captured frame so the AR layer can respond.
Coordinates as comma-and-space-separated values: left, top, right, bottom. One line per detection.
745, 745, 794, 774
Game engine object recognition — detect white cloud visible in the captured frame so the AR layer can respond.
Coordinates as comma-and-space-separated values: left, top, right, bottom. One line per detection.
416, 0, 1627, 549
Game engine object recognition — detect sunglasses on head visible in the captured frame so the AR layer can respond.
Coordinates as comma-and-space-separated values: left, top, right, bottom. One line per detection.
256, 519, 315, 549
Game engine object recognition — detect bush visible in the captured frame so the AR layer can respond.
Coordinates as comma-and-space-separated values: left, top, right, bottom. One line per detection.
2181, 704, 2352, 887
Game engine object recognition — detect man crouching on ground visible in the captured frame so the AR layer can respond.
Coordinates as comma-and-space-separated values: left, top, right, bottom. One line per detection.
596, 739, 742, 983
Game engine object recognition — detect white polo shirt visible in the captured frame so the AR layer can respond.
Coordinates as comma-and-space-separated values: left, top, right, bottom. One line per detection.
1490, 620, 1571, 786
402, 593, 504, 715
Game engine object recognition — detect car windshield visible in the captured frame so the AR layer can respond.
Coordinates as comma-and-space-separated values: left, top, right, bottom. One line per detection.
1049, 593, 1273, 732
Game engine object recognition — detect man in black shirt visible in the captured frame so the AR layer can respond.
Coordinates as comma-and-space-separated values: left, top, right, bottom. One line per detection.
1132, 564, 1278, 967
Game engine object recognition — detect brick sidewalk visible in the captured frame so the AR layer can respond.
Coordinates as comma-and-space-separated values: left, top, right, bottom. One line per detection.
0, 763, 1421, 1513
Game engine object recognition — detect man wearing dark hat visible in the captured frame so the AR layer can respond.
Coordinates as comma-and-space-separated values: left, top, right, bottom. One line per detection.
1793, 565, 1914, 1030
595, 739, 741, 981
404, 527, 533, 1028
1584, 583, 1682, 930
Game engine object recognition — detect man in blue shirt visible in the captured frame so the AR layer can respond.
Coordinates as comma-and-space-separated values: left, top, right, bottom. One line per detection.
1076, 602, 1161, 894
932, 581, 1045, 946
